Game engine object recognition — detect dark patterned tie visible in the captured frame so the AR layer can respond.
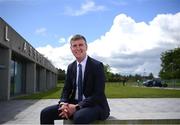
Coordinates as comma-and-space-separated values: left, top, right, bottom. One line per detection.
78, 64, 83, 102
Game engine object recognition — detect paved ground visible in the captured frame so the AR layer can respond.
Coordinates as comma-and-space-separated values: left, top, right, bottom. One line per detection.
0, 98, 180, 124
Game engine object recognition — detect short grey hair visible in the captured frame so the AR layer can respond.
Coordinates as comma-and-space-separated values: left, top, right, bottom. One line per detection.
70, 34, 87, 45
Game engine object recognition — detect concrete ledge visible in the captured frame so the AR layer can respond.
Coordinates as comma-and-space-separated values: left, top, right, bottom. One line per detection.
55, 116, 180, 124
93, 119, 180, 124
63, 116, 116, 124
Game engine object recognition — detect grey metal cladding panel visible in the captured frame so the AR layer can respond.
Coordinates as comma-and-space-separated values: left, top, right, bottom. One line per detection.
0, 19, 4, 43
0, 18, 10, 48
11, 29, 24, 52
10, 30, 34, 62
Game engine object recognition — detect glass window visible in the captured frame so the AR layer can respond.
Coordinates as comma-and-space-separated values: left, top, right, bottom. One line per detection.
10, 59, 24, 96
10, 60, 15, 96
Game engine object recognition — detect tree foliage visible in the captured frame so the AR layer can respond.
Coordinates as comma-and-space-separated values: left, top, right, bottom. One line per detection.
57, 63, 155, 83
159, 47, 180, 79
57, 68, 66, 81
103, 64, 154, 82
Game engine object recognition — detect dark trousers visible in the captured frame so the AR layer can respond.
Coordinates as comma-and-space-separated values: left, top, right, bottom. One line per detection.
40, 104, 102, 124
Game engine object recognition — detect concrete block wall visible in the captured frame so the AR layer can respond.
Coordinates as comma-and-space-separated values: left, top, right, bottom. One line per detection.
0, 48, 11, 100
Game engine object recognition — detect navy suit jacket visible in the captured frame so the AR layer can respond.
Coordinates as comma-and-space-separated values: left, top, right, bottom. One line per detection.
60, 56, 110, 119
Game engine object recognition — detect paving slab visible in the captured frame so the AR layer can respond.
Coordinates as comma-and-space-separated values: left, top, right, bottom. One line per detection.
0, 98, 180, 124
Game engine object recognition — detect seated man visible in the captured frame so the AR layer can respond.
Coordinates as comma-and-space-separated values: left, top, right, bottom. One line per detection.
40, 34, 110, 124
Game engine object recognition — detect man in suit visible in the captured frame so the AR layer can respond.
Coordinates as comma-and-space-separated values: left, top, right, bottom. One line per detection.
40, 34, 110, 124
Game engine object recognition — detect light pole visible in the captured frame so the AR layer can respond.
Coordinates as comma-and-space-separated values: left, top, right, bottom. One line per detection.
143, 68, 146, 81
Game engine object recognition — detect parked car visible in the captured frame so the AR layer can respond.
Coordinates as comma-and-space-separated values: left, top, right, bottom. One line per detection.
143, 80, 154, 87
143, 79, 168, 87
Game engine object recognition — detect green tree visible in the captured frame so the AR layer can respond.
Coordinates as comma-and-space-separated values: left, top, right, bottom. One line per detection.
147, 73, 154, 79
104, 64, 113, 82
57, 68, 66, 81
159, 47, 180, 79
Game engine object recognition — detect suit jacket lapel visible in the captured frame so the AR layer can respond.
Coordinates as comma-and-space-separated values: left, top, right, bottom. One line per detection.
72, 61, 77, 88
83, 56, 91, 90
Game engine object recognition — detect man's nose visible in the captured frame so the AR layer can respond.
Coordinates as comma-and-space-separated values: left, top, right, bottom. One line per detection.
76, 45, 81, 49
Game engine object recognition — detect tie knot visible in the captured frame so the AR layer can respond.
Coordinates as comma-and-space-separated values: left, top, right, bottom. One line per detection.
78, 64, 82, 68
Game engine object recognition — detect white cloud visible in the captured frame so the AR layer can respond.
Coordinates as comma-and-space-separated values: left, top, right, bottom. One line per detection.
36, 44, 74, 70
36, 12, 180, 77
87, 13, 180, 76
64, 0, 106, 16
35, 27, 47, 36
58, 37, 66, 44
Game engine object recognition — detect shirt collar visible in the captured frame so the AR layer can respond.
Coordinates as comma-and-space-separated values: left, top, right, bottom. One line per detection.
76, 55, 88, 67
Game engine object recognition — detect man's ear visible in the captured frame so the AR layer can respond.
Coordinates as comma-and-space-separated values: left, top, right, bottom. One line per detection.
70, 46, 73, 52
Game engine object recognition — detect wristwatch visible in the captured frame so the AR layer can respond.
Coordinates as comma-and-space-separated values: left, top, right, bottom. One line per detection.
75, 105, 80, 111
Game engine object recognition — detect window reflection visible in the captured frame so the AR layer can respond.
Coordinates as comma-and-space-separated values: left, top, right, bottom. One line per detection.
10, 59, 23, 96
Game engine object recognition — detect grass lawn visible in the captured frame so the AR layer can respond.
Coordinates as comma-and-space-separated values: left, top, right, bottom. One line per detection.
16, 82, 180, 99
16, 84, 63, 99
106, 83, 180, 98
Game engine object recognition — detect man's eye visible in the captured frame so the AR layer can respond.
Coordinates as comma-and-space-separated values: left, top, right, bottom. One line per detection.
79, 44, 83, 47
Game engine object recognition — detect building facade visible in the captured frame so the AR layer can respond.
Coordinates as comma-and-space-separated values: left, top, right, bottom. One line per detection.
0, 18, 58, 101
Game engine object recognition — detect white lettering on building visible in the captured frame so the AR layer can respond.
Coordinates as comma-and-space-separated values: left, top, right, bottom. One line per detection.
5, 26, 10, 42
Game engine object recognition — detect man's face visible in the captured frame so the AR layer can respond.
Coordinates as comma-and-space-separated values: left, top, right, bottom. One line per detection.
70, 39, 87, 62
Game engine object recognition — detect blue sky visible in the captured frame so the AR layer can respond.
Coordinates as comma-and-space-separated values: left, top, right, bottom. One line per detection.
1, 0, 180, 47
0, 0, 180, 76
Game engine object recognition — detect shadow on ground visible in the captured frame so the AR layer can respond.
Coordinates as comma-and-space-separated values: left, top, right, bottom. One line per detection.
0, 100, 40, 124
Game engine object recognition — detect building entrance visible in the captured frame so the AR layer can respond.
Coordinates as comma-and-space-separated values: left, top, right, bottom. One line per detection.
10, 59, 25, 96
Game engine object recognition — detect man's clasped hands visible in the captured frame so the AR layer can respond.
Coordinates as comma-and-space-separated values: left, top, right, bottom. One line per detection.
58, 103, 78, 119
